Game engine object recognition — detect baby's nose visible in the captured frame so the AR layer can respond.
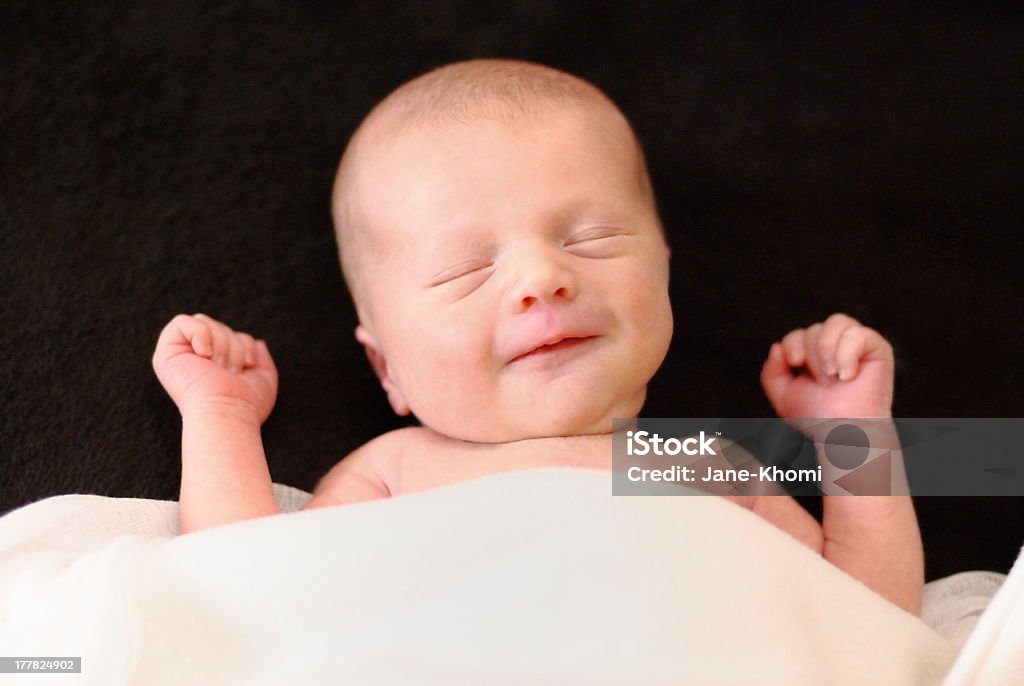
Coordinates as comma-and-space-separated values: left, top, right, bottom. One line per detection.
507, 243, 579, 311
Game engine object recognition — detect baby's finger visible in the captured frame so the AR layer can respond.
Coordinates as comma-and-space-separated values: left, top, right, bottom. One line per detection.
816, 313, 861, 378
803, 323, 828, 382
157, 313, 214, 358
779, 329, 807, 368
835, 325, 892, 380
238, 332, 257, 368
835, 327, 866, 380
760, 342, 793, 408
191, 320, 214, 358
226, 331, 248, 373
252, 339, 279, 386
193, 314, 232, 367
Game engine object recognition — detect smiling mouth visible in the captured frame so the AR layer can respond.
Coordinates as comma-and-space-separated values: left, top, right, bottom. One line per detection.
509, 336, 597, 365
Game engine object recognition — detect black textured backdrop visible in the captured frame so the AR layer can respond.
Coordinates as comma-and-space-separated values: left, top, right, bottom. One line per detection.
1, 1, 1021, 580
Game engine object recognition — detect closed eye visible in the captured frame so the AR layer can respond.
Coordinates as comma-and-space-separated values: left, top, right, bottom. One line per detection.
564, 227, 632, 257
427, 260, 494, 288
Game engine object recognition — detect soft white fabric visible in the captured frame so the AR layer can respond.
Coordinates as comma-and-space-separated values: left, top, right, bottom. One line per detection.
941, 544, 1024, 685
0, 469, 1016, 685
0, 483, 310, 552
921, 571, 1008, 651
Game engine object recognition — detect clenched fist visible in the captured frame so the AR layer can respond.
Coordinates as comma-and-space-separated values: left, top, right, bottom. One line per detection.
761, 313, 894, 419
152, 314, 278, 424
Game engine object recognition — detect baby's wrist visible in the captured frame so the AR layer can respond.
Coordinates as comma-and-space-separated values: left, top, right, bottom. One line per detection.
861, 406, 893, 420
179, 397, 264, 427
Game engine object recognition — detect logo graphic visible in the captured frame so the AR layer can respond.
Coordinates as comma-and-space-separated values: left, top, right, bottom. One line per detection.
612, 418, 1024, 497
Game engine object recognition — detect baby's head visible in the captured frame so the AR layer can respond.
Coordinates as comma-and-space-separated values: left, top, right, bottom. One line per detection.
332, 59, 672, 442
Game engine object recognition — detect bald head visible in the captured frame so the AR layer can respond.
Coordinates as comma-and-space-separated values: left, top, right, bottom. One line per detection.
332, 59, 655, 309
351, 59, 620, 134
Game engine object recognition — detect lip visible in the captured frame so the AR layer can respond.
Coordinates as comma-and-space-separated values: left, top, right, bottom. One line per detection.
507, 334, 599, 365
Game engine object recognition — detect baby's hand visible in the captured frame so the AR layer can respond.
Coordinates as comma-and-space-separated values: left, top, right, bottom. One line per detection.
152, 314, 278, 423
760, 313, 894, 419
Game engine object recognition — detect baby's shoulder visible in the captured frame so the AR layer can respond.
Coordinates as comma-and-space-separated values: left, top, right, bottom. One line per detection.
309, 427, 440, 504
362, 425, 451, 453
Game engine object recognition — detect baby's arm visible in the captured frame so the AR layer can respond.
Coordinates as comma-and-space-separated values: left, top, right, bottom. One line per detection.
153, 314, 282, 533
760, 314, 923, 615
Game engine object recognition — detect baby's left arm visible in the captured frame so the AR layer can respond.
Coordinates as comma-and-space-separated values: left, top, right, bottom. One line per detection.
760, 313, 923, 615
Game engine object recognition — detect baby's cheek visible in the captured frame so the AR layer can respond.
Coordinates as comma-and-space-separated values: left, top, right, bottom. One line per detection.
621, 260, 671, 320
622, 267, 673, 370
411, 331, 494, 409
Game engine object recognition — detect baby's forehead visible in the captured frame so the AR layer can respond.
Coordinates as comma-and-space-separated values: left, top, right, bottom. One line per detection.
371, 107, 631, 176
361, 97, 628, 167
342, 92, 643, 214
354, 105, 646, 232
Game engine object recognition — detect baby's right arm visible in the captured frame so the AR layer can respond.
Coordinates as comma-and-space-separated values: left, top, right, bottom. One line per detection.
153, 314, 282, 533
153, 318, 420, 524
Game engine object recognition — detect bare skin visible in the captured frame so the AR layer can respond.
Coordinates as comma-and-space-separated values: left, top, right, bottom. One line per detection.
153, 312, 922, 615
152, 60, 922, 616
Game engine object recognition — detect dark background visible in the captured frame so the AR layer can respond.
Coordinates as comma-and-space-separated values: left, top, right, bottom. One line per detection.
1, 1, 1021, 580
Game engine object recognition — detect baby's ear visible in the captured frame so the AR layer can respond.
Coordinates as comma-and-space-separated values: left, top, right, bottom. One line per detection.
354, 324, 410, 416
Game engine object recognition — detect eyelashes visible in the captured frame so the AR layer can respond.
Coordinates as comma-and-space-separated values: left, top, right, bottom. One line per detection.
563, 227, 632, 257
427, 227, 633, 291
427, 260, 495, 288
564, 227, 628, 243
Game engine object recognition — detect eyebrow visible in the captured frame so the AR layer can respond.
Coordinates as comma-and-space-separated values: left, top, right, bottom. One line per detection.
425, 228, 495, 252
547, 197, 637, 228
417, 231, 496, 278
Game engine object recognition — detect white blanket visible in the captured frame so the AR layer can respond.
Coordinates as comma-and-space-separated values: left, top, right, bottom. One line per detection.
0, 469, 1019, 685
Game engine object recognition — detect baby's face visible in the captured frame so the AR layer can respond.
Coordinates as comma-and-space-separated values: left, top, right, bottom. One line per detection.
350, 104, 672, 442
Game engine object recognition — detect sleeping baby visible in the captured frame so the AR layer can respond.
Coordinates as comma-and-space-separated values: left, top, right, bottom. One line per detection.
152, 59, 923, 615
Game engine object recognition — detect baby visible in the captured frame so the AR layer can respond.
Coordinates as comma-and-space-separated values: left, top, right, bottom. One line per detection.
152, 59, 923, 614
